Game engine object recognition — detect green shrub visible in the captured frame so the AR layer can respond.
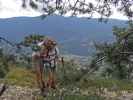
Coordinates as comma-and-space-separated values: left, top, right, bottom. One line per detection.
0, 65, 7, 78
43, 95, 104, 100
56, 62, 84, 86
79, 76, 133, 91
0, 61, 9, 78
5, 67, 37, 87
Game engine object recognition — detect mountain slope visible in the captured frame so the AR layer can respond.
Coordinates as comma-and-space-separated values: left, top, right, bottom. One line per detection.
0, 15, 127, 56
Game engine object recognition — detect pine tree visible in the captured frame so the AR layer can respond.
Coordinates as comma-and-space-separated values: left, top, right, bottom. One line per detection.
94, 23, 133, 79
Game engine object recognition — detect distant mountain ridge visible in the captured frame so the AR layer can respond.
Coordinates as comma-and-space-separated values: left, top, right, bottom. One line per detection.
0, 15, 127, 56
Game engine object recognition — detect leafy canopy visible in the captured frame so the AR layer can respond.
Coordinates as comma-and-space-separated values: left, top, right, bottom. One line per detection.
94, 23, 133, 79
22, 0, 133, 21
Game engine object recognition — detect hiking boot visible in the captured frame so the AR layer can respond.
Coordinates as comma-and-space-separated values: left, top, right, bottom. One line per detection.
51, 81, 56, 89
40, 88, 47, 97
51, 85, 56, 89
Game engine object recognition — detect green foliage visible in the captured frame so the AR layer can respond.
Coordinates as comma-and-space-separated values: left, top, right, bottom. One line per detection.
22, 34, 45, 46
22, 0, 133, 20
57, 61, 85, 86
0, 64, 8, 78
5, 67, 36, 87
44, 95, 104, 100
79, 76, 133, 91
3, 57, 133, 99
0, 48, 10, 78
94, 23, 133, 79
21, 34, 45, 51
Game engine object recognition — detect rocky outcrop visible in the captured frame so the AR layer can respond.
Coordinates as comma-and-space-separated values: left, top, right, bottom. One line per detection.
0, 84, 40, 100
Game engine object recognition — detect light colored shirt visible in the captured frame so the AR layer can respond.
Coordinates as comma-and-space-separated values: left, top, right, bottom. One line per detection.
37, 41, 60, 60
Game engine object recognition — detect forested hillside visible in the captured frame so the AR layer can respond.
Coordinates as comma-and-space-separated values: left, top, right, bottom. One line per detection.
0, 16, 127, 56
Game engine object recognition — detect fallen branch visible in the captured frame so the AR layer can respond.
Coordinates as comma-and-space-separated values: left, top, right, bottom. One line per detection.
0, 83, 8, 96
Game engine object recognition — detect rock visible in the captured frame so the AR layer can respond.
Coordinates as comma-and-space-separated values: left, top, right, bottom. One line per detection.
117, 93, 133, 100
0, 84, 40, 100
0, 83, 8, 96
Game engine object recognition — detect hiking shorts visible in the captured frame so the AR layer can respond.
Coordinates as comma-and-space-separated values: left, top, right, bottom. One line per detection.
43, 60, 56, 71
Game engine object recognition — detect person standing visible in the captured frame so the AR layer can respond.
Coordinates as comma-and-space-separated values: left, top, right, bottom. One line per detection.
32, 37, 60, 95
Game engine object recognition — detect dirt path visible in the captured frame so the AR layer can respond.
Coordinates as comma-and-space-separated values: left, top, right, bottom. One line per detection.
1, 84, 133, 100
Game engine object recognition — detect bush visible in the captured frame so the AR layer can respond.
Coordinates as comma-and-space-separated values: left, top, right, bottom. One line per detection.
79, 76, 133, 91
0, 65, 7, 78
42, 95, 104, 100
5, 67, 37, 87
56, 61, 84, 86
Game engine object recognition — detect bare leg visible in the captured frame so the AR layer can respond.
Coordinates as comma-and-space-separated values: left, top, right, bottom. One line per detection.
39, 59, 46, 89
35, 67, 44, 90
48, 67, 56, 89
32, 54, 45, 91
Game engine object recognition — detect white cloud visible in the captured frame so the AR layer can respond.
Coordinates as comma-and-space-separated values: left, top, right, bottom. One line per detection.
0, 0, 129, 20
0, 0, 41, 18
